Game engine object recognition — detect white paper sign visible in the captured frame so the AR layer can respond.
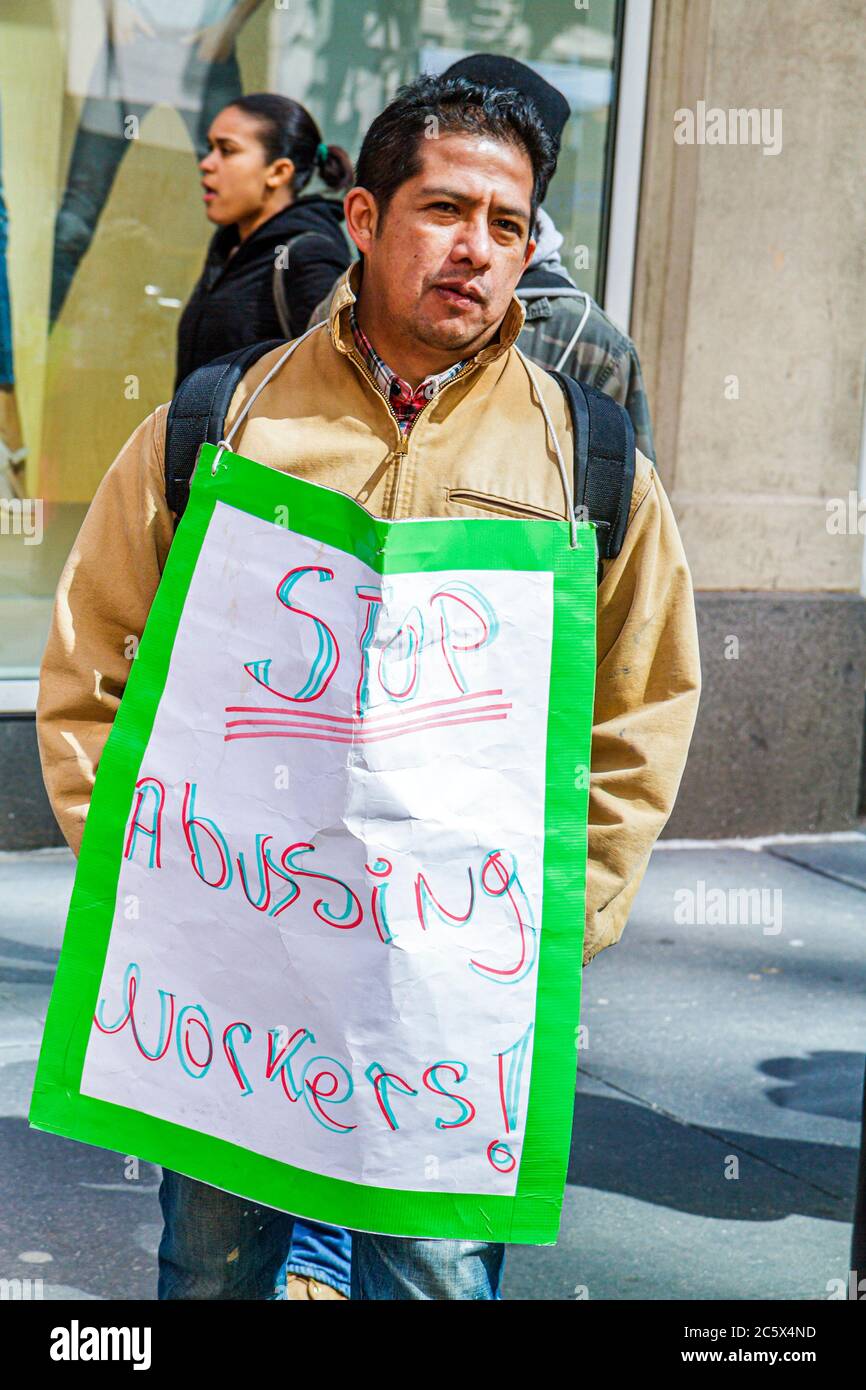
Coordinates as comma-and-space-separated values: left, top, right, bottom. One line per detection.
82, 501, 555, 1196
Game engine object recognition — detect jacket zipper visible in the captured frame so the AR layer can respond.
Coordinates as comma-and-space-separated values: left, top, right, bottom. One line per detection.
346, 352, 406, 455
346, 351, 478, 517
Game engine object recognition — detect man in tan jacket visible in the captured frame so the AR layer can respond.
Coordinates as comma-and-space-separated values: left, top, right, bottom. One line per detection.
37, 73, 700, 1299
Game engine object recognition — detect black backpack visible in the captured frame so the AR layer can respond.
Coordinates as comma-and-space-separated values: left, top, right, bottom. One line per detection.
165, 340, 635, 580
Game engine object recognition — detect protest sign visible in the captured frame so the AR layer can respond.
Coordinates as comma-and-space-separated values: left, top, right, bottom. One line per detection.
30, 441, 597, 1243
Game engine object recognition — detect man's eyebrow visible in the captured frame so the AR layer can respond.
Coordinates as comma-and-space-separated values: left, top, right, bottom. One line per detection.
416, 186, 530, 221
492, 205, 531, 222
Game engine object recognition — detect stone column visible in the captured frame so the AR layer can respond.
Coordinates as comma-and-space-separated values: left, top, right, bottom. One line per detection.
632, 0, 866, 835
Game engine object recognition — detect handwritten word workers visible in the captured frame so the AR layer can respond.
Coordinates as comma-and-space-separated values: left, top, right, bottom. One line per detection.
94, 960, 532, 1172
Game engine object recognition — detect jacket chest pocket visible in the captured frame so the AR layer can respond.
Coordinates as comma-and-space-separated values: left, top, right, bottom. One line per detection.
447, 488, 565, 522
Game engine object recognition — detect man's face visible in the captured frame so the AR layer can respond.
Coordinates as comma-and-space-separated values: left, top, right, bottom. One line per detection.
352, 132, 536, 359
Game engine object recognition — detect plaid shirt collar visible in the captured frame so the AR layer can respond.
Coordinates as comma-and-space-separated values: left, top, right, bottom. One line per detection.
349, 306, 470, 434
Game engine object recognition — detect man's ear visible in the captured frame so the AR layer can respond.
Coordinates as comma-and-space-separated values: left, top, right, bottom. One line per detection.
522, 235, 537, 272
344, 187, 379, 257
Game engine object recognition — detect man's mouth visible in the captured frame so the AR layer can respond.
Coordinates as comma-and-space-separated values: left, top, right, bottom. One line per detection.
432, 282, 485, 308
202, 184, 218, 202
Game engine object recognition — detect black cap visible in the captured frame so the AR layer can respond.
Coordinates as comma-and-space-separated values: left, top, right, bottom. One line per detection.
441, 52, 571, 156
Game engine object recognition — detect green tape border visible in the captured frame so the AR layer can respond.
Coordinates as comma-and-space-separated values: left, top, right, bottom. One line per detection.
29, 443, 597, 1245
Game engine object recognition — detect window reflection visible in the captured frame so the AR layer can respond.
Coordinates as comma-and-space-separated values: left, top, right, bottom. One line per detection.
0, 0, 620, 677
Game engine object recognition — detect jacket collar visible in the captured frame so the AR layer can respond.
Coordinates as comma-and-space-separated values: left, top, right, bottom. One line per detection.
328, 261, 526, 367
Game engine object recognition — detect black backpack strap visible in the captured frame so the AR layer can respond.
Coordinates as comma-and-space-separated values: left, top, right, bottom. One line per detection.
165, 339, 285, 520
271, 232, 340, 337
550, 370, 635, 571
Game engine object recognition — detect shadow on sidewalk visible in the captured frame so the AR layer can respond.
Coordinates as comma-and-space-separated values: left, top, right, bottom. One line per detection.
568, 1067, 860, 1224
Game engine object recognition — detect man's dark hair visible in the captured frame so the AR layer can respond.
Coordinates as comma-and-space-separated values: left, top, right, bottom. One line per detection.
354, 74, 557, 234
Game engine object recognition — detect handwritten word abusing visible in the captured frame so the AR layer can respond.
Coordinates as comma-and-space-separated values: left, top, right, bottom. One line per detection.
124, 779, 538, 985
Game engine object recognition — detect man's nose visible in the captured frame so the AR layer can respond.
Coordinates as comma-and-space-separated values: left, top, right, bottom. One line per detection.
450, 216, 492, 266
199, 151, 217, 173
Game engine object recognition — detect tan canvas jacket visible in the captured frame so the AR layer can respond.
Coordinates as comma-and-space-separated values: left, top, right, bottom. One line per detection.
36, 263, 701, 965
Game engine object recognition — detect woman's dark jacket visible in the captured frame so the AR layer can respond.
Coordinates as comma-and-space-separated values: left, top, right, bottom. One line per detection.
175, 195, 351, 389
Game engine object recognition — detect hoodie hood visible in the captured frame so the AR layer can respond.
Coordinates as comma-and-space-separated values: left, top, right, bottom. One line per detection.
527, 208, 578, 288
176, 193, 351, 387
205, 195, 346, 281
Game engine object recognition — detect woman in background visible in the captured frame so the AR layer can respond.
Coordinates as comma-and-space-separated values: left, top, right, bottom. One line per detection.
175, 91, 353, 389
174, 91, 355, 1301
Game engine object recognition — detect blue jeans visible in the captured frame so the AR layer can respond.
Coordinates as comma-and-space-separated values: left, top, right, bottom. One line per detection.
285, 1220, 352, 1297
157, 1168, 504, 1300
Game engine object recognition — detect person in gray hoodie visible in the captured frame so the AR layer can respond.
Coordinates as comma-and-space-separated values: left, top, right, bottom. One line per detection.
443, 54, 655, 462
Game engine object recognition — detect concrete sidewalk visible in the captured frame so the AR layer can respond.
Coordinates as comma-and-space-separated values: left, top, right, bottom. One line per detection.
1, 835, 864, 1300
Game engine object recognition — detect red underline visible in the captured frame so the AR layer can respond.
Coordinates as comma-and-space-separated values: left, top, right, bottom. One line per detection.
224, 711, 511, 745
224, 688, 505, 726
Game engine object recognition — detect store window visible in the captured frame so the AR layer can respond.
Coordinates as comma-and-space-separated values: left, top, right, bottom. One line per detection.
0, 0, 625, 688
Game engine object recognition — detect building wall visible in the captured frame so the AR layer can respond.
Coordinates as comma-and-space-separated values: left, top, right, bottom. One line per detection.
633, 0, 866, 836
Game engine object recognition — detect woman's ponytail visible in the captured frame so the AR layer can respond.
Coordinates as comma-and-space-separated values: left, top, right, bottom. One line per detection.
317, 143, 354, 192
